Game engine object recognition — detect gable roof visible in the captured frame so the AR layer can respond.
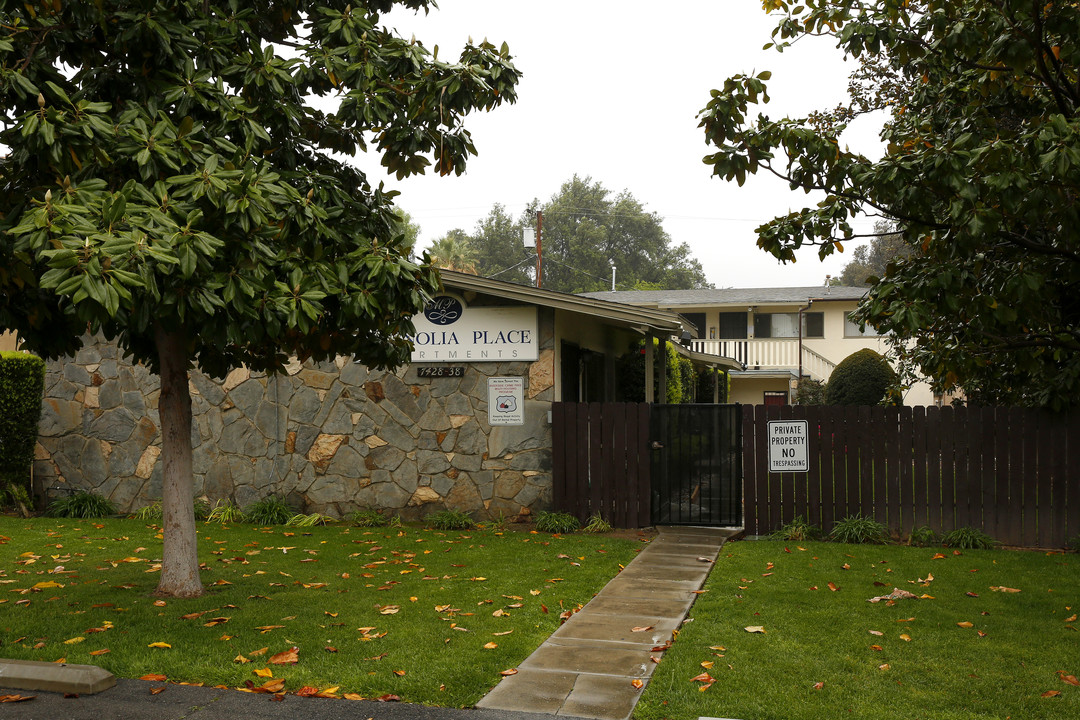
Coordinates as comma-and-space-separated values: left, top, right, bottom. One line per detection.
579, 286, 868, 307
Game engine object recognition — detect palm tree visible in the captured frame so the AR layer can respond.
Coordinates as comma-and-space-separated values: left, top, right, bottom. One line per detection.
428, 231, 478, 274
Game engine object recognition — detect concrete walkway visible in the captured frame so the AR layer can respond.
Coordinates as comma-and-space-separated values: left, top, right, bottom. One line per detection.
476, 526, 737, 720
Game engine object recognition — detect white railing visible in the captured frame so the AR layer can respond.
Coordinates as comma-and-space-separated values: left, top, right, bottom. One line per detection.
690, 339, 837, 381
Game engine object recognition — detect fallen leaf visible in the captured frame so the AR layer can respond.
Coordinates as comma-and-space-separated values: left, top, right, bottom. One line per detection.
690, 672, 715, 683
827, 582, 838, 592
1042, 690, 1062, 698
269, 647, 299, 665
379, 605, 401, 615
812, 681, 825, 690
234, 654, 250, 664
878, 664, 890, 671
990, 586, 1021, 593
870, 644, 883, 651
744, 626, 766, 634
89, 649, 110, 656
376, 694, 400, 702
140, 674, 167, 682
869, 630, 883, 636
0, 694, 36, 703
932, 553, 946, 559
483, 642, 498, 649
1059, 672, 1080, 687
957, 621, 974, 628
900, 633, 912, 642
499, 668, 518, 676
150, 687, 165, 695
700, 661, 714, 669
393, 670, 406, 677
343, 693, 365, 700
253, 668, 274, 678
631, 626, 654, 633
148, 642, 171, 649
63, 637, 85, 645
631, 679, 644, 689
1065, 615, 1077, 623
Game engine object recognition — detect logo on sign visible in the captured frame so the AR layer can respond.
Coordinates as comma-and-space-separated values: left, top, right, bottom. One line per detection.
424, 296, 463, 326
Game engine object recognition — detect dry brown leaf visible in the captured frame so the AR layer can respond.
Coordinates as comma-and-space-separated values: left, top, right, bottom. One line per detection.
869, 630, 884, 636
878, 664, 890, 671
827, 582, 839, 592
1059, 672, 1080, 687
631, 626, 654, 633
744, 625, 766, 634
812, 681, 825, 690
957, 621, 974, 628
900, 633, 912, 641
269, 647, 299, 665
499, 668, 518, 676
690, 672, 715, 683
89, 649, 110, 656
140, 674, 167, 682
631, 679, 644, 689
990, 586, 1021, 593
870, 644, 883, 651
483, 642, 498, 649
1042, 690, 1062, 698
0, 694, 36, 703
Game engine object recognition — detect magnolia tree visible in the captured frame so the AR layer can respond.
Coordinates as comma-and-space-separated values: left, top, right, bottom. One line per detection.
700, 0, 1080, 408
0, 1, 519, 597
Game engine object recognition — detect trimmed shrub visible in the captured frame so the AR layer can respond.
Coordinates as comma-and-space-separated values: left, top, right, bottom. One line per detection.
941, 526, 998, 550
0, 351, 46, 496
245, 495, 295, 525
825, 349, 897, 405
796, 378, 827, 405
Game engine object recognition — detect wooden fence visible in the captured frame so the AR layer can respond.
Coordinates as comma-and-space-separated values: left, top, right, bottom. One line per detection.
551, 402, 651, 528
743, 405, 1080, 548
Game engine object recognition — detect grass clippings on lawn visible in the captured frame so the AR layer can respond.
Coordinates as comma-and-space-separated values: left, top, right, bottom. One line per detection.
635, 539, 1079, 720
0, 516, 646, 706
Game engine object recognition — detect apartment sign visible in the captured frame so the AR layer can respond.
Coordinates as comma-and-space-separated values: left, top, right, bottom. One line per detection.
768, 420, 809, 472
410, 295, 538, 362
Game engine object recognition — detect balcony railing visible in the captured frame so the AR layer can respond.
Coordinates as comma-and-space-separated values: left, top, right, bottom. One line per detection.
690, 339, 836, 381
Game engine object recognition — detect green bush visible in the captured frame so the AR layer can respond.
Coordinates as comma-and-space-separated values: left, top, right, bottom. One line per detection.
426, 509, 474, 531
941, 526, 998, 550
824, 348, 897, 405
132, 501, 163, 521
908, 525, 938, 547
0, 351, 46, 497
286, 512, 333, 527
244, 495, 294, 525
582, 512, 613, 533
534, 511, 581, 534
47, 490, 117, 519
795, 378, 827, 405
206, 499, 245, 524
829, 513, 888, 544
349, 508, 391, 527
770, 515, 822, 541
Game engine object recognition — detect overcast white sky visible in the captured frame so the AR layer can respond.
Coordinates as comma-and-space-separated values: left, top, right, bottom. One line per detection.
358, 0, 886, 289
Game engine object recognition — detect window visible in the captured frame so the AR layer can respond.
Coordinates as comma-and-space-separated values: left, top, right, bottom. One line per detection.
845, 315, 883, 337
753, 312, 824, 338
718, 312, 747, 339
682, 312, 706, 339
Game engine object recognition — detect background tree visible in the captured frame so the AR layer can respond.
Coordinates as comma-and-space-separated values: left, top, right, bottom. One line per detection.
0, 0, 519, 596
540, 176, 710, 293
700, 0, 1080, 409
838, 221, 909, 287
440, 176, 711, 292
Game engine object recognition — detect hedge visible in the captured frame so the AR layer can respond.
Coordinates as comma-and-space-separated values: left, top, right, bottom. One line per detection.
0, 351, 46, 492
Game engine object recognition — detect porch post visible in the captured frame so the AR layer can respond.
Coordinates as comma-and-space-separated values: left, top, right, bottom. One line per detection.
644, 332, 654, 403
713, 369, 720, 404
657, 339, 668, 404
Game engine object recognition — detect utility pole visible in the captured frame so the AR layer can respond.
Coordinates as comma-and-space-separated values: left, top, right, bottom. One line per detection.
535, 210, 543, 289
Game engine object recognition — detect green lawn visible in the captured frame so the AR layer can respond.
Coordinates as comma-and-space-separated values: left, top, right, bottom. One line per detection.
0, 516, 644, 706
636, 539, 1079, 720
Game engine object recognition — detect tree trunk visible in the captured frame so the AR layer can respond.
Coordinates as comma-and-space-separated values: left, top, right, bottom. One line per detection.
154, 324, 203, 598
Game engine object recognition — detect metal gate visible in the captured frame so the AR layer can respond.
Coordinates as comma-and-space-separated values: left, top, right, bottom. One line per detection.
650, 404, 742, 526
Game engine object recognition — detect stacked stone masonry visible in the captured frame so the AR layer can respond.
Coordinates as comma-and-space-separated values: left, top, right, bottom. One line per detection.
34, 327, 557, 521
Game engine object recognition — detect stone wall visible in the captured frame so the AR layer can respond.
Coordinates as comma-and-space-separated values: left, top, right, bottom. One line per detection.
33, 310, 556, 520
